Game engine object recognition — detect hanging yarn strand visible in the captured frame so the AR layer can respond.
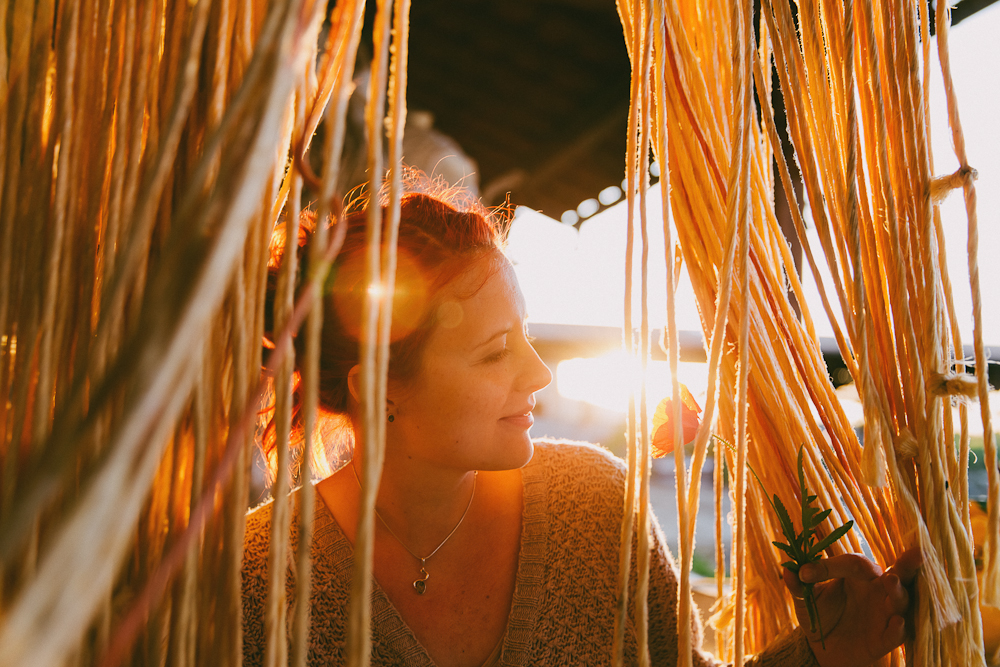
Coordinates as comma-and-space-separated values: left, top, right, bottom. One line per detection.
611, 0, 646, 662
936, 0, 998, 629
0, 0, 358, 664
648, 2, 695, 666
288, 6, 326, 661
344, 0, 402, 663
729, 0, 754, 663
629, 0, 989, 662
634, 7, 656, 665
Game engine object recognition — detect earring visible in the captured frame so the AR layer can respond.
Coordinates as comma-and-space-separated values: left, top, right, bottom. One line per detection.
388, 414, 395, 423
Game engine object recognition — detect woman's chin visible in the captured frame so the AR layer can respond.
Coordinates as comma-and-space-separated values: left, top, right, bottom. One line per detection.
479, 437, 534, 471
515, 438, 535, 467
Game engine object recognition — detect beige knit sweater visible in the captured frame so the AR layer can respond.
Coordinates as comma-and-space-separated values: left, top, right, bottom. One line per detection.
242, 440, 819, 666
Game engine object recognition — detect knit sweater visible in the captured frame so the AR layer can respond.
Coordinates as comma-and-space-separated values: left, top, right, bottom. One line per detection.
242, 440, 820, 666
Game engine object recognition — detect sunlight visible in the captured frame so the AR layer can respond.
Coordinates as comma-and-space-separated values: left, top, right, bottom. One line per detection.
556, 350, 708, 416
507, 195, 704, 331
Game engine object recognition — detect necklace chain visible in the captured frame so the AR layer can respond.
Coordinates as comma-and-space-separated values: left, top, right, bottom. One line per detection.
349, 461, 477, 594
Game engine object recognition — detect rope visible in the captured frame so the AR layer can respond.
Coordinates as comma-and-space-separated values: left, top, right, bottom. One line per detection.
649, 2, 694, 665
345, 0, 394, 661
729, 0, 754, 660
634, 9, 655, 665
634, 7, 660, 667
611, 0, 647, 662
936, 0, 998, 651
844, 0, 888, 489
761, 0, 857, 353
292, 3, 365, 667
290, 27, 316, 663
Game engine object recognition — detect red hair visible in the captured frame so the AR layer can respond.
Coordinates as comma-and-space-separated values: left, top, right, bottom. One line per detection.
261, 176, 509, 481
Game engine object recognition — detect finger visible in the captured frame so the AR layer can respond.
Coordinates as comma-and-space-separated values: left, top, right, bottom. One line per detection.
886, 547, 923, 586
782, 567, 806, 599
882, 572, 910, 615
880, 614, 907, 653
799, 553, 882, 584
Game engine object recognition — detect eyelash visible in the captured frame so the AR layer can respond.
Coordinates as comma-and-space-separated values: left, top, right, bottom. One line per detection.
483, 348, 512, 363
483, 330, 534, 364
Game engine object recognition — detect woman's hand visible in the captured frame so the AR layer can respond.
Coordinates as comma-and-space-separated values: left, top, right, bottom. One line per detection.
781, 548, 922, 667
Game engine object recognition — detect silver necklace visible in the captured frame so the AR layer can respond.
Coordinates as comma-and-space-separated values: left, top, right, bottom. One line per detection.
350, 462, 477, 595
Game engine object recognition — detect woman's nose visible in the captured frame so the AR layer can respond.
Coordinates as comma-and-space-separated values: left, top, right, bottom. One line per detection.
523, 342, 552, 393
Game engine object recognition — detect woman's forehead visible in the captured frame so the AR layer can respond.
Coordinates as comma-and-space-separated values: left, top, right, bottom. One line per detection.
431, 258, 525, 347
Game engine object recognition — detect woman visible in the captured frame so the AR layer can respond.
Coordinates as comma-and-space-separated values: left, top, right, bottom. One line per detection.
242, 185, 920, 666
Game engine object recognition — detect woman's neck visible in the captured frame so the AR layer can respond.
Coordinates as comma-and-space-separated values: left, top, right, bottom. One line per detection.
349, 453, 478, 556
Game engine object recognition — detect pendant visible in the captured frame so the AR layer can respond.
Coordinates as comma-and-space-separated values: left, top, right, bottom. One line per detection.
413, 566, 429, 595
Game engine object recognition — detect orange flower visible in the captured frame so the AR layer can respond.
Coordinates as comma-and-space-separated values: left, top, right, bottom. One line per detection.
651, 385, 702, 458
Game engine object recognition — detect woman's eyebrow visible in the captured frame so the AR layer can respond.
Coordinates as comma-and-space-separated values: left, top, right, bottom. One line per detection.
474, 326, 513, 349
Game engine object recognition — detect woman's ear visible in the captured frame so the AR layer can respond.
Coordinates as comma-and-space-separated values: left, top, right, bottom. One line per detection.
347, 365, 398, 414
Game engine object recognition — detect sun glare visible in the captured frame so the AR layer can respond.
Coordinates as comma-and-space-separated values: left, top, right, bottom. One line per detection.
556, 350, 708, 416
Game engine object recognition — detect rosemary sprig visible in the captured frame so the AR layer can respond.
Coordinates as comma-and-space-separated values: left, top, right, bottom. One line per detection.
715, 439, 854, 649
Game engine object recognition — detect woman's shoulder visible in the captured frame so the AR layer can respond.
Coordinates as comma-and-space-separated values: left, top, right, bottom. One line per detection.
246, 496, 275, 528
242, 496, 279, 580
528, 438, 627, 506
241, 497, 280, 666
244, 495, 277, 542
530, 438, 627, 478
241, 489, 305, 569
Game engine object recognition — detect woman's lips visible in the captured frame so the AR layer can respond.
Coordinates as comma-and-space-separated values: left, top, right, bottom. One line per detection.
500, 411, 534, 429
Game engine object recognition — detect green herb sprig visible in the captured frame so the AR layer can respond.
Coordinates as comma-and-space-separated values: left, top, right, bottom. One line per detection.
769, 447, 853, 648
715, 440, 854, 648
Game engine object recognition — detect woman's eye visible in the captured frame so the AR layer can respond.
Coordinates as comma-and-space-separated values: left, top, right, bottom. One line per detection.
483, 347, 512, 363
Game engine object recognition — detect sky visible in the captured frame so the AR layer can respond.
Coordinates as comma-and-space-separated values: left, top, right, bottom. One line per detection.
923, 2, 1000, 348
508, 4, 999, 350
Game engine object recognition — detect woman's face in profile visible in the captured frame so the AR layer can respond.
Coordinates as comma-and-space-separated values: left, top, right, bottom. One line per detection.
387, 255, 552, 473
